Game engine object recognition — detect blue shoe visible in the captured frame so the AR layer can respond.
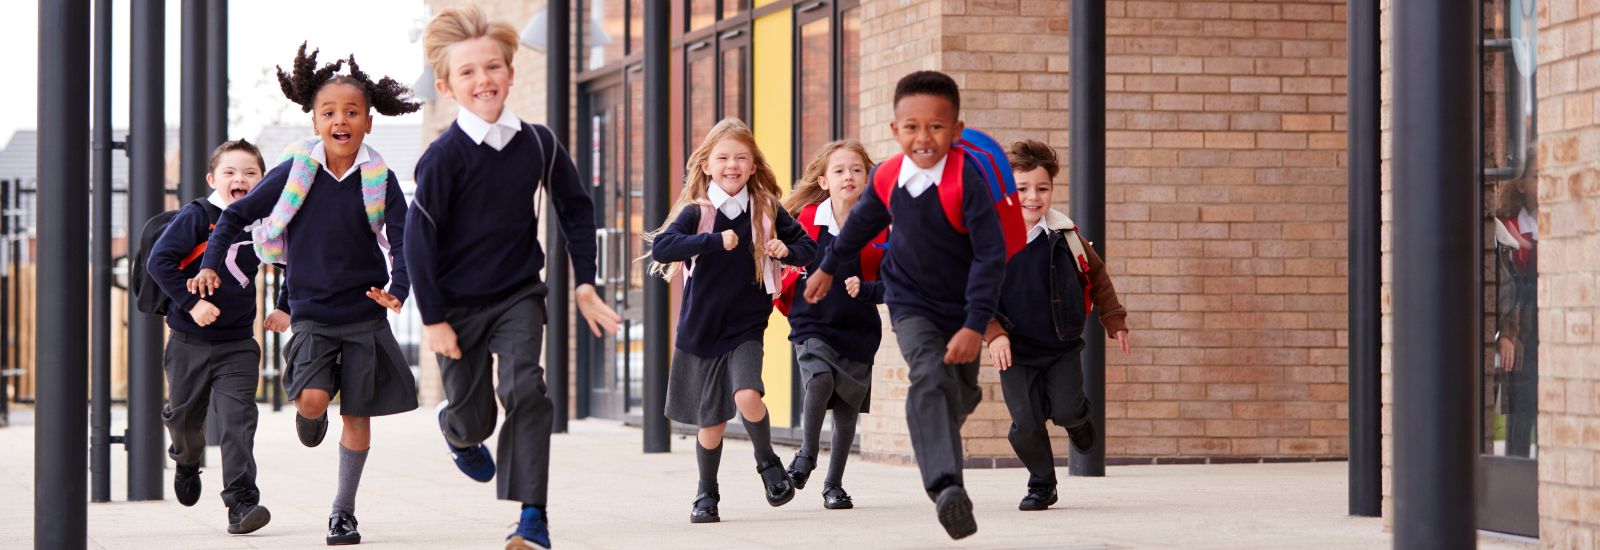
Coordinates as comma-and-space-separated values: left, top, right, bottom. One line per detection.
438, 401, 494, 482
505, 507, 551, 549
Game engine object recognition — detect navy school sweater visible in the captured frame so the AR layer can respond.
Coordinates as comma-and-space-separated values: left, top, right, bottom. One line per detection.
997, 234, 1084, 357
200, 159, 409, 326
788, 229, 885, 364
651, 204, 816, 357
148, 201, 283, 341
819, 160, 1007, 336
406, 122, 599, 325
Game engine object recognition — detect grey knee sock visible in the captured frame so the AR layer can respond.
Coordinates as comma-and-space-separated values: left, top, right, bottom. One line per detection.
696, 441, 722, 495
331, 445, 369, 516
826, 406, 859, 486
800, 374, 833, 457
741, 413, 779, 465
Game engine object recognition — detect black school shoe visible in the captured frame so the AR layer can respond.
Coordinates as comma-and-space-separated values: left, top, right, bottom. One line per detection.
297, 412, 329, 448
227, 502, 272, 535
756, 460, 796, 507
690, 491, 721, 524
1018, 486, 1058, 511
1067, 420, 1097, 455
174, 464, 201, 507
821, 483, 853, 510
935, 485, 978, 540
786, 452, 816, 490
326, 512, 360, 545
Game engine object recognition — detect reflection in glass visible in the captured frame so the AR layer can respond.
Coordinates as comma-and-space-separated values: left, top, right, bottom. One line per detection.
723, 47, 748, 123
690, 0, 716, 30
842, 7, 862, 141
723, 0, 747, 20
629, 0, 644, 56
690, 55, 716, 147
799, 17, 832, 164
585, 0, 626, 70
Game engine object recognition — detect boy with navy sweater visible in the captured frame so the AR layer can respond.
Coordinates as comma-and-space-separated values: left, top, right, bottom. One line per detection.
803, 71, 1006, 540
147, 140, 280, 535
407, 8, 621, 549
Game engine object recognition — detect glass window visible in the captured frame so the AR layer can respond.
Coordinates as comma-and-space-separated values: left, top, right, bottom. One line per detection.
841, 6, 862, 141
584, 0, 626, 71
722, 46, 749, 123
798, 17, 833, 164
689, 53, 717, 148
629, 0, 644, 56
723, 0, 747, 20
690, 0, 717, 31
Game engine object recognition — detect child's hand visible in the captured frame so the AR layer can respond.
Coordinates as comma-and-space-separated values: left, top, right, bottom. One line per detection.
764, 239, 788, 259
945, 328, 983, 365
425, 322, 462, 360
988, 335, 1013, 371
721, 230, 739, 251
188, 268, 221, 297
804, 271, 834, 303
1112, 330, 1132, 356
264, 310, 290, 333
844, 276, 862, 298
366, 287, 403, 313
576, 284, 622, 337
189, 299, 220, 327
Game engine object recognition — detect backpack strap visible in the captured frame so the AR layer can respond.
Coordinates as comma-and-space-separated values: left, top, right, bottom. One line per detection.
797, 203, 821, 241
178, 199, 222, 270
872, 155, 901, 211
936, 148, 967, 234
1059, 225, 1094, 315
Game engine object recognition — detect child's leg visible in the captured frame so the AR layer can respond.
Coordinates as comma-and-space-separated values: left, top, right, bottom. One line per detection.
800, 372, 834, 458
735, 388, 779, 463
824, 405, 859, 486
332, 416, 371, 516
893, 316, 979, 498
697, 423, 727, 491
437, 307, 496, 450
487, 293, 553, 508
211, 340, 264, 507
296, 389, 332, 419
1043, 350, 1091, 433
160, 336, 212, 469
1000, 360, 1056, 491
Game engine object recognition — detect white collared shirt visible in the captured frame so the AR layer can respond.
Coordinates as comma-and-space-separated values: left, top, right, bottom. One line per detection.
813, 197, 840, 236
457, 107, 523, 151
1027, 216, 1050, 243
206, 190, 228, 210
310, 141, 371, 181
708, 184, 750, 220
897, 156, 947, 198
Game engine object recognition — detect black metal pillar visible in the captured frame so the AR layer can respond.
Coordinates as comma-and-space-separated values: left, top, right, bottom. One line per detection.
1346, 0, 1382, 518
1068, 0, 1106, 478
201, 0, 228, 448
128, 0, 168, 502
1393, 0, 1480, 547
546, 0, 572, 434
180, 0, 207, 202
36, 0, 91, 546
91, 0, 116, 504
641, 0, 670, 453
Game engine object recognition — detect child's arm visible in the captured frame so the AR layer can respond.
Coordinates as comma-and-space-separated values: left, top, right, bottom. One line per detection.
1080, 234, 1130, 353
146, 205, 209, 316
265, 269, 290, 332
404, 150, 453, 326
195, 163, 288, 289
770, 207, 816, 267
651, 208, 721, 262
540, 125, 600, 288
369, 173, 410, 312
958, 165, 1007, 335
805, 185, 890, 303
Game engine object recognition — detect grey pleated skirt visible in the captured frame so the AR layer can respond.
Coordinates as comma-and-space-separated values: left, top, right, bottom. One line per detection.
796, 338, 873, 414
282, 318, 419, 418
665, 340, 765, 427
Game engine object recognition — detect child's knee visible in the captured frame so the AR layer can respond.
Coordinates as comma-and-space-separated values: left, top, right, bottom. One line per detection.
733, 390, 766, 415
698, 423, 727, 448
296, 390, 330, 417
806, 373, 835, 394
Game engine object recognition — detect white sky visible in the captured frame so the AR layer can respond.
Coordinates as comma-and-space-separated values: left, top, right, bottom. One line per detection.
1, 0, 431, 144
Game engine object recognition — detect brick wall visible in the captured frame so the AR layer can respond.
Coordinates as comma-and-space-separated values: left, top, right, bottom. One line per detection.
1536, 0, 1600, 545
856, 0, 1349, 465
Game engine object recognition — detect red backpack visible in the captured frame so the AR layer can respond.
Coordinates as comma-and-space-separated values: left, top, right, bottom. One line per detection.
773, 202, 888, 316
871, 129, 1028, 260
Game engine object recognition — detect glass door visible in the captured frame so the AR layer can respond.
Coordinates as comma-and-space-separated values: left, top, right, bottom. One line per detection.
1477, 0, 1539, 538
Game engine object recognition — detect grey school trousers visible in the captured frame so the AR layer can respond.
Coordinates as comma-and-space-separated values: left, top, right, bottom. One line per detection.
436, 283, 553, 506
892, 315, 983, 500
161, 332, 262, 507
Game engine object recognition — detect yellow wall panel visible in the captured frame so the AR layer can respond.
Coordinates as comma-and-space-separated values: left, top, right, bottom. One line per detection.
752, 7, 794, 427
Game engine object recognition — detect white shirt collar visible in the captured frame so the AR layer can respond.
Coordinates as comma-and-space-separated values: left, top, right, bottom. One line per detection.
457, 108, 522, 150
206, 190, 228, 210
310, 141, 371, 181
1517, 207, 1539, 241
813, 197, 840, 236
1027, 216, 1051, 243
708, 184, 750, 219
896, 156, 946, 198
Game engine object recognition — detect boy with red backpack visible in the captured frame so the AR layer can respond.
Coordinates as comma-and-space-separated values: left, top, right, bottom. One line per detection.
803, 71, 1020, 540
982, 140, 1130, 512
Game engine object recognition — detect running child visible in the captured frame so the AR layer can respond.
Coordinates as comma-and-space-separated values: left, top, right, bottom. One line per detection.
190, 44, 420, 546
647, 117, 817, 524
